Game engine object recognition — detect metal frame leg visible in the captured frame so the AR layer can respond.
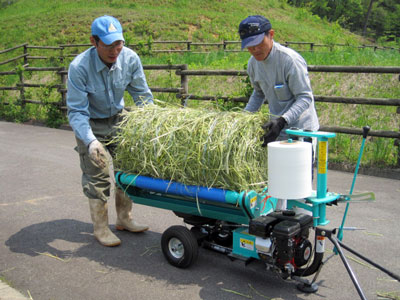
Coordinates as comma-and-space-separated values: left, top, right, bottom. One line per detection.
326, 231, 367, 300
318, 226, 400, 300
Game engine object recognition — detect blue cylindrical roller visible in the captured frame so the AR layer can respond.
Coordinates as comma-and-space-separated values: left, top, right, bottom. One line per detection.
116, 172, 241, 205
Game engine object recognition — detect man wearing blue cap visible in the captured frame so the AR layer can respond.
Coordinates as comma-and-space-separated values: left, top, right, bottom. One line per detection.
239, 15, 319, 146
67, 15, 153, 246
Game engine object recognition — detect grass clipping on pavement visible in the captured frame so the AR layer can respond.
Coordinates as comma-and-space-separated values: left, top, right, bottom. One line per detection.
112, 104, 268, 192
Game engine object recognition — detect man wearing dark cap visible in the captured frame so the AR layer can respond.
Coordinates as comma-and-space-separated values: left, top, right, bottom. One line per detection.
239, 15, 319, 146
67, 15, 153, 247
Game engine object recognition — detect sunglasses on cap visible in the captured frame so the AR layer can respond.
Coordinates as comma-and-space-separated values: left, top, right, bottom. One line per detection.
239, 22, 270, 39
97, 40, 125, 50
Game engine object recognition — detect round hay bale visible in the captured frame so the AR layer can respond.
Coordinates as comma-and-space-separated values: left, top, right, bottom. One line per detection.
112, 104, 268, 192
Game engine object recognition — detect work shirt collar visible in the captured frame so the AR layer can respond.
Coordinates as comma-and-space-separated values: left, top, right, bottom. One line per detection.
264, 41, 276, 63
93, 47, 123, 73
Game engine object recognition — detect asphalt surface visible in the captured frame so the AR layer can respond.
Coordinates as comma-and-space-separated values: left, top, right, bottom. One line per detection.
0, 120, 399, 300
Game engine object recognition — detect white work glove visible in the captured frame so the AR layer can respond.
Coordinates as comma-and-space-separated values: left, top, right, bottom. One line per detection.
88, 139, 107, 169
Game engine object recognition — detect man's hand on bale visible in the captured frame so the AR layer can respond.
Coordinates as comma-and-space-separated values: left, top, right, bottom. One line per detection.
260, 117, 287, 147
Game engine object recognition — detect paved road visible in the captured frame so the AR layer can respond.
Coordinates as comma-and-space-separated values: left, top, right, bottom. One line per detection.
0, 121, 399, 300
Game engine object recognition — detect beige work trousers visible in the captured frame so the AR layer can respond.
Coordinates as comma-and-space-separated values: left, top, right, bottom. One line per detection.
74, 111, 125, 202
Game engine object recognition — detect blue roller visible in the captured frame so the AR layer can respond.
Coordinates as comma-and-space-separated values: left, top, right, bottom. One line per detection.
116, 172, 241, 205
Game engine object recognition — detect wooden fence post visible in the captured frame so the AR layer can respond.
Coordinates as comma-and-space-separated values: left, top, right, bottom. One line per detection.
18, 70, 25, 108
395, 107, 400, 167
179, 64, 188, 106
19, 44, 28, 108
59, 67, 67, 108
59, 46, 64, 65
23, 44, 28, 66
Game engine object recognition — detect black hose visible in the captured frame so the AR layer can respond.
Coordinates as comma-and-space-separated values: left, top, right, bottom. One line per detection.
293, 251, 323, 277
293, 233, 324, 277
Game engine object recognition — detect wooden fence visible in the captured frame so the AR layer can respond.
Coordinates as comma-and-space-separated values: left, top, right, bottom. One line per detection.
1, 43, 400, 166
149, 40, 400, 53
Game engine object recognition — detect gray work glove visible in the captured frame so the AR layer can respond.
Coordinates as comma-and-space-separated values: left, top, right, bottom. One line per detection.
88, 139, 107, 169
261, 117, 287, 147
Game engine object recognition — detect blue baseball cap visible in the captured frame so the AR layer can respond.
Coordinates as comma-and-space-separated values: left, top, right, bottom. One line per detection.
91, 15, 125, 45
238, 15, 271, 49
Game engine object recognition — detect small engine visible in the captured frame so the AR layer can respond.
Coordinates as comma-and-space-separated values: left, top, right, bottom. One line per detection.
249, 210, 313, 273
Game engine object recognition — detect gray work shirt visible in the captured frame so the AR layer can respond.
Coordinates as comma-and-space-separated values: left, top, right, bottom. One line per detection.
245, 42, 319, 136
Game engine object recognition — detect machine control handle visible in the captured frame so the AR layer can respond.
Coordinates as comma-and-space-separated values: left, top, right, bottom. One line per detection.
362, 126, 370, 139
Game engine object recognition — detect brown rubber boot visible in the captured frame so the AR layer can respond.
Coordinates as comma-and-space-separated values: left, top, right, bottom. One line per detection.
88, 198, 121, 247
115, 188, 149, 232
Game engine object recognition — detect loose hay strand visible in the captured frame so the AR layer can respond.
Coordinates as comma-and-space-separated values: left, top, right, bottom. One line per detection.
377, 291, 400, 300
248, 283, 272, 299
34, 251, 71, 262
27, 290, 34, 300
112, 104, 268, 192
221, 288, 253, 299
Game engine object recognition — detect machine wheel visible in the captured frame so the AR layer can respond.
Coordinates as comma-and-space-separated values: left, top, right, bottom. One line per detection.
161, 225, 199, 268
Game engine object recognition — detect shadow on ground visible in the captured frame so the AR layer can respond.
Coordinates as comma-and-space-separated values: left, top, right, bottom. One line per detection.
5, 219, 330, 300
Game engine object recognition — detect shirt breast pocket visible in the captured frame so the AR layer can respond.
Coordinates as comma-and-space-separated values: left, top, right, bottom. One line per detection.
274, 84, 292, 101
87, 85, 105, 97
113, 80, 129, 101
113, 80, 127, 92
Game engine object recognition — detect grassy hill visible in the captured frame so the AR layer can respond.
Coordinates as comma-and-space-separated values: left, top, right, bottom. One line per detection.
0, 0, 399, 170
0, 0, 367, 48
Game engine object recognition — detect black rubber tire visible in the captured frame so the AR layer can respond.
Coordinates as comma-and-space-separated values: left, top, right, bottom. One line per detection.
161, 225, 199, 268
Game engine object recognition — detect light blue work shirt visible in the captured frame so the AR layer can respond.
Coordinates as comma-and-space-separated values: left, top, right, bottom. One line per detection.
67, 46, 153, 146
245, 42, 319, 138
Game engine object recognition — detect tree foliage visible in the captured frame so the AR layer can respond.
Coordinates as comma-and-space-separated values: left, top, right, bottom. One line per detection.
286, 0, 400, 43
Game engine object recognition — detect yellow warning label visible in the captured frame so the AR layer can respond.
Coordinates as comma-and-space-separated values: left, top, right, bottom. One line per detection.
318, 141, 327, 174
250, 196, 257, 209
240, 238, 254, 251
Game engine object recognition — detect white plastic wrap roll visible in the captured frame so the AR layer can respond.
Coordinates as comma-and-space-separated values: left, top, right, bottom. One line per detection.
268, 140, 312, 199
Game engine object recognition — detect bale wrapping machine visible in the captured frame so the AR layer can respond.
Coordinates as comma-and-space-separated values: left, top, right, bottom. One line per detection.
115, 128, 399, 299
